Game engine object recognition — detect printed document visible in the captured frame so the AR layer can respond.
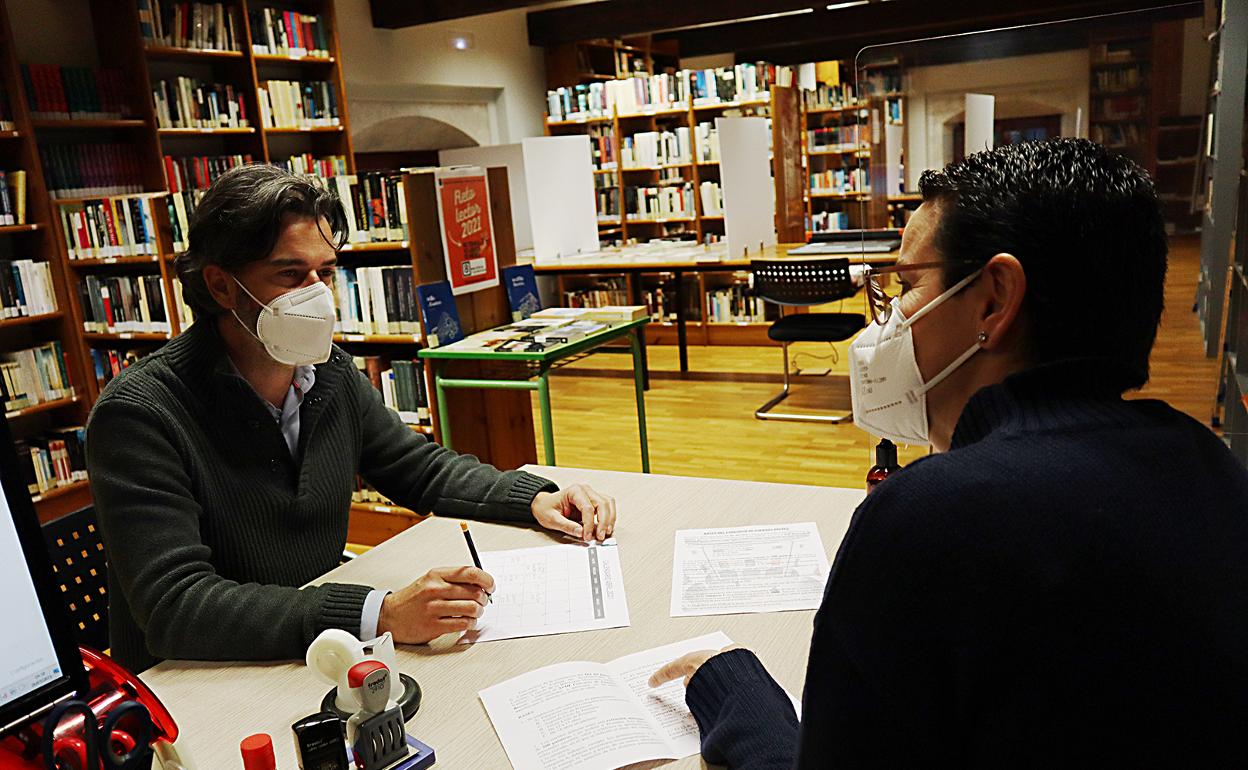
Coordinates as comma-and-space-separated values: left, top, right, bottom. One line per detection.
462, 541, 629, 644
480, 632, 733, 770
671, 523, 830, 617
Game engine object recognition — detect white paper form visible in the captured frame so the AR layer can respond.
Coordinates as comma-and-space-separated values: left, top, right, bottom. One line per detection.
480, 632, 732, 770
462, 541, 630, 644
671, 523, 831, 617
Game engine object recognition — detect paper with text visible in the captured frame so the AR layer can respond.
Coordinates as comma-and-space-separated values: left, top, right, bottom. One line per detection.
671, 523, 830, 617
480, 632, 733, 770
462, 541, 630, 644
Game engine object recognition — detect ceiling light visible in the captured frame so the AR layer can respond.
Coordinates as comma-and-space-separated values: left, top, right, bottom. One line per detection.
449, 33, 475, 51
826, 1, 870, 9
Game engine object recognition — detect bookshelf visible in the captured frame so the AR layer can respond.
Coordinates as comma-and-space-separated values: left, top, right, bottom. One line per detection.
1088, 29, 1157, 178
545, 67, 805, 346
544, 36, 680, 91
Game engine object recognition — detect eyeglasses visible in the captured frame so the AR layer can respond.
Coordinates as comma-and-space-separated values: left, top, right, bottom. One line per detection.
862, 260, 980, 325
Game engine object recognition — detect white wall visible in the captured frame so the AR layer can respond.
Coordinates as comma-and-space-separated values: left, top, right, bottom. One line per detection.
902, 50, 1090, 187
336, 0, 548, 145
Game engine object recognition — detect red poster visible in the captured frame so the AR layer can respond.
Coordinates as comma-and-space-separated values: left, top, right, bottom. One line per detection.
436, 167, 499, 296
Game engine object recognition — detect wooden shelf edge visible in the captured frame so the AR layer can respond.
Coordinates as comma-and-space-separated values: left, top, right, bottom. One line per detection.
0, 223, 42, 234
32, 118, 147, 129
145, 45, 244, 60
0, 311, 64, 328
253, 53, 336, 64
31, 478, 90, 505
66, 256, 160, 266
158, 127, 256, 135
350, 501, 426, 518
263, 125, 344, 134
4, 395, 81, 420
82, 331, 172, 342
339, 241, 410, 252
333, 333, 424, 344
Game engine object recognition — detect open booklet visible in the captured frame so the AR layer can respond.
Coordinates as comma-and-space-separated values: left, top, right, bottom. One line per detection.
480, 632, 734, 770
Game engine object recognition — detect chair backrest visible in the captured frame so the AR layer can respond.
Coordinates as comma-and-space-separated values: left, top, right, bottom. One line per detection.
42, 506, 109, 652
750, 258, 857, 307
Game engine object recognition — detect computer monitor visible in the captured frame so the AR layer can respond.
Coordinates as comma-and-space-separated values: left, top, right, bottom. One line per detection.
0, 413, 89, 735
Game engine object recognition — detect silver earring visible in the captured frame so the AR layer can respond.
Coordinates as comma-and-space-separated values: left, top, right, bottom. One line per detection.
978, 331, 989, 343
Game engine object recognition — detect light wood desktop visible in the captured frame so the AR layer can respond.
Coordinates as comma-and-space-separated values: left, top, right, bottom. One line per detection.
141, 466, 866, 768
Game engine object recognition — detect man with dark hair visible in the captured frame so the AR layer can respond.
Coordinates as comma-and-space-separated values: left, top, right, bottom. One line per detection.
87, 164, 618, 672
651, 139, 1248, 766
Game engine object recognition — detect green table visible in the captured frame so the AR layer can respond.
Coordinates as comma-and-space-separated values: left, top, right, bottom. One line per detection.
418, 318, 650, 473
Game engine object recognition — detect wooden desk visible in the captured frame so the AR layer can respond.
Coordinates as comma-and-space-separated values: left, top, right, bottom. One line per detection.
532, 243, 897, 372
141, 466, 865, 769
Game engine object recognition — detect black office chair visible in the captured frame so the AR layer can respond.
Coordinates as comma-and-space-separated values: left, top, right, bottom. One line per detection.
750, 258, 865, 424
42, 506, 110, 652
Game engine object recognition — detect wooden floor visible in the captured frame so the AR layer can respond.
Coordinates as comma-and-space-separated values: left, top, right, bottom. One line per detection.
530, 236, 1219, 490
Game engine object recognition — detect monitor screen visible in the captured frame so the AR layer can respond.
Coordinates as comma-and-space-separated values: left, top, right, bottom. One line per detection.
0, 485, 63, 708
0, 414, 87, 735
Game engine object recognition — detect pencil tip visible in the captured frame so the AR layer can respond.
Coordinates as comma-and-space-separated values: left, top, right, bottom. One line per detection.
460, 522, 469, 531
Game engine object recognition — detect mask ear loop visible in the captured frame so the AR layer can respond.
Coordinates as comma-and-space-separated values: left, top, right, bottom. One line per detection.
230, 275, 271, 344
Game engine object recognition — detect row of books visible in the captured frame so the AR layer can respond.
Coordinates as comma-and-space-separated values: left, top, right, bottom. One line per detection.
329, 265, 421, 336
258, 80, 340, 129
0, 260, 57, 320
1094, 67, 1146, 92
589, 125, 617, 170
563, 279, 628, 309
329, 173, 409, 244
164, 153, 252, 195
89, 348, 142, 391
139, 1, 241, 52
706, 284, 767, 324
57, 197, 159, 260
622, 129, 692, 168
810, 210, 850, 233
355, 356, 430, 426
811, 167, 869, 195
16, 427, 87, 497
1091, 123, 1145, 148
806, 82, 863, 112
152, 78, 249, 130
861, 70, 903, 96
694, 122, 720, 163
1094, 95, 1146, 121
78, 274, 172, 335
1, 341, 74, 414
687, 63, 781, 106
546, 63, 786, 122
699, 181, 723, 217
21, 65, 130, 121
883, 96, 904, 125
642, 287, 677, 323
625, 184, 695, 221
594, 174, 620, 220
40, 144, 144, 199
351, 478, 395, 506
0, 170, 26, 225
281, 154, 348, 179
249, 7, 333, 59
809, 124, 868, 152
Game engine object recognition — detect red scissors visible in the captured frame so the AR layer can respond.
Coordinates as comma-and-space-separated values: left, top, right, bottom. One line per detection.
41, 699, 153, 770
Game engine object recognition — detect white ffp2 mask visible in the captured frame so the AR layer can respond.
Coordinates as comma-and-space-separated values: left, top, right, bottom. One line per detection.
231, 277, 336, 366
848, 269, 984, 446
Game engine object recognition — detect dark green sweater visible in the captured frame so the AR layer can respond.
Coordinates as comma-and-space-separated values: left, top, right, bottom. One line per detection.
87, 320, 555, 672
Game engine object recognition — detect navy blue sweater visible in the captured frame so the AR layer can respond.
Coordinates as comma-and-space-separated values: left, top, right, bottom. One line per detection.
686, 358, 1248, 767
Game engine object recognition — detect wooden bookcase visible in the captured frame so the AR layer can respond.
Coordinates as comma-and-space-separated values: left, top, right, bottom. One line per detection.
544, 36, 679, 91
0, 0, 538, 543
546, 82, 805, 346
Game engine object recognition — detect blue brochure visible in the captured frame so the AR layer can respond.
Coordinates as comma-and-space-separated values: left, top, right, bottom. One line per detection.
503, 264, 541, 321
416, 280, 463, 347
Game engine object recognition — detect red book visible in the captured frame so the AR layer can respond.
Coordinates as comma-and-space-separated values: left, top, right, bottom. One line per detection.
284, 11, 298, 53
163, 155, 178, 192
50, 66, 68, 117
99, 200, 119, 249
100, 285, 113, 329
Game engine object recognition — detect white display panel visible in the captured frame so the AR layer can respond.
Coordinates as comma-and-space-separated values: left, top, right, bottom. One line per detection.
964, 93, 996, 156
717, 117, 777, 259
522, 135, 600, 263
0, 489, 61, 709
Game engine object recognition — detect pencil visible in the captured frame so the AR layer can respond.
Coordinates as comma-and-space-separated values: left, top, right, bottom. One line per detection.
461, 522, 492, 603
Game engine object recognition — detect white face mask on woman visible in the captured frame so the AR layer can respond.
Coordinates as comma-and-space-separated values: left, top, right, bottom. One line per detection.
231, 276, 336, 366
847, 268, 984, 446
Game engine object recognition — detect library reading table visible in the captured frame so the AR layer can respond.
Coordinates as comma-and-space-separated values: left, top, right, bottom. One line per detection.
419, 318, 651, 472
140, 466, 866, 769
